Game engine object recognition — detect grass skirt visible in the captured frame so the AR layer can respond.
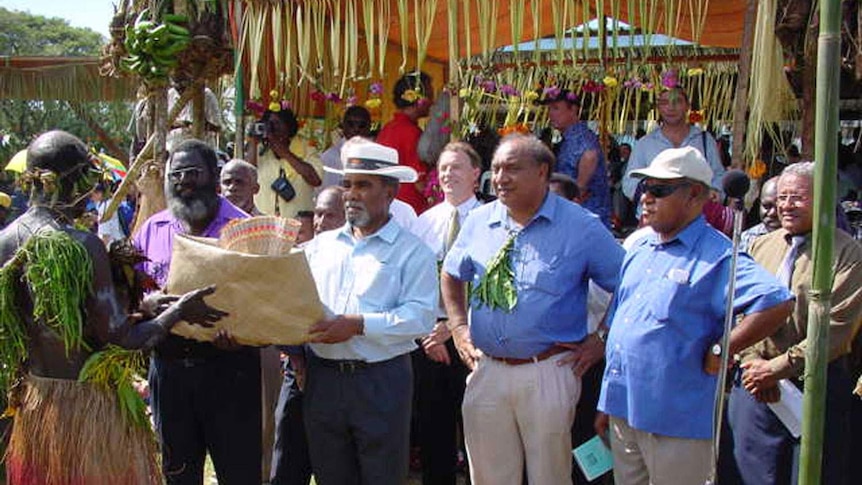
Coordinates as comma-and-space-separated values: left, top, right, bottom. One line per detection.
5, 374, 160, 485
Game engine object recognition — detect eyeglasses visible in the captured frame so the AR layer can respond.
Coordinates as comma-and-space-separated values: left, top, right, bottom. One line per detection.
167, 166, 204, 182
639, 180, 691, 198
776, 193, 810, 206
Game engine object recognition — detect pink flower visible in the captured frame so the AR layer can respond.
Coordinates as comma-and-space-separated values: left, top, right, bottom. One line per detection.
481, 80, 497, 93
369, 82, 384, 95
325, 92, 342, 103
246, 100, 265, 113
661, 70, 679, 89
543, 86, 561, 99
624, 78, 642, 89
346, 95, 358, 106
499, 84, 520, 97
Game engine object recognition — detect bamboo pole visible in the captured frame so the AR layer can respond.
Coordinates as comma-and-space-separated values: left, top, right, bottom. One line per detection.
730, 0, 758, 169
234, 0, 245, 159
798, 0, 840, 483
447, 0, 460, 139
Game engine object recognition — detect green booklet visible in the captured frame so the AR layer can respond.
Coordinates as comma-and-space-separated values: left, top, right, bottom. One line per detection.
572, 435, 614, 481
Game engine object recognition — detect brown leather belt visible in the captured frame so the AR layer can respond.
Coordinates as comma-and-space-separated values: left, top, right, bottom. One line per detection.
488, 346, 569, 366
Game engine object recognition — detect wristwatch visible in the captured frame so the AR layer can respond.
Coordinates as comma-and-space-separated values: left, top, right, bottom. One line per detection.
711, 343, 723, 357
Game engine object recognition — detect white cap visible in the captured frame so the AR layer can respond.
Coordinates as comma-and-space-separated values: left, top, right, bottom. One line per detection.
323, 136, 418, 183
630, 146, 713, 186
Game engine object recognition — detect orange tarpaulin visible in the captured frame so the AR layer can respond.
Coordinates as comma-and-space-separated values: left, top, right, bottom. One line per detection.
287, 1, 749, 63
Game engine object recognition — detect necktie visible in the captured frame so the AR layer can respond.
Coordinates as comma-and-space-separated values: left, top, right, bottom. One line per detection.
776, 235, 805, 288
444, 207, 460, 254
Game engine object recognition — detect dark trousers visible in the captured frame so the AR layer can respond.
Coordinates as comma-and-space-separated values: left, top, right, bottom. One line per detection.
270, 364, 312, 485
304, 352, 413, 485
413, 340, 469, 485
149, 349, 262, 485
571, 358, 605, 485
728, 362, 853, 485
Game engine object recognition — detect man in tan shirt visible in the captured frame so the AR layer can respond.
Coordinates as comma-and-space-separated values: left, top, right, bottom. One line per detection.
729, 161, 862, 485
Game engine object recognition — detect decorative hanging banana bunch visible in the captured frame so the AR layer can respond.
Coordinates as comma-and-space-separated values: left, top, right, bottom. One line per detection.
120, 8, 191, 81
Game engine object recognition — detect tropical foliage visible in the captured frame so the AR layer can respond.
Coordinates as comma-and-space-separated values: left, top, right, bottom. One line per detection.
0, 8, 133, 167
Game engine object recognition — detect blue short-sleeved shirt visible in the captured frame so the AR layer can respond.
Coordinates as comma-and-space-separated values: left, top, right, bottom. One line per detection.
598, 216, 793, 439
622, 126, 726, 201
443, 193, 623, 359
556, 122, 611, 227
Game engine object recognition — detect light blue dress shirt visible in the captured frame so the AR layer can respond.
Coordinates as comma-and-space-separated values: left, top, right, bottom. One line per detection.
622, 125, 726, 200
305, 217, 438, 362
443, 193, 623, 359
598, 216, 793, 439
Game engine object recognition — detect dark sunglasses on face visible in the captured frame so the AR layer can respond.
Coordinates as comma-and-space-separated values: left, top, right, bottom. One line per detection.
639, 180, 691, 198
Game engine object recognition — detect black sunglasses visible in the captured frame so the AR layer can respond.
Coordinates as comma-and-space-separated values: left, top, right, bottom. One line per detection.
639, 180, 691, 199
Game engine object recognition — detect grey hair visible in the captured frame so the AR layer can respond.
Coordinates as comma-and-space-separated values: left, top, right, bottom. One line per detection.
221, 158, 257, 178
317, 185, 345, 199
780, 161, 815, 183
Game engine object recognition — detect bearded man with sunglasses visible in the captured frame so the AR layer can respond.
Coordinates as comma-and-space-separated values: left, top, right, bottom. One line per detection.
595, 146, 793, 485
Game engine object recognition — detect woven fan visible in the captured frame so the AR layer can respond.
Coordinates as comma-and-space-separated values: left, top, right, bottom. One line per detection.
218, 216, 302, 256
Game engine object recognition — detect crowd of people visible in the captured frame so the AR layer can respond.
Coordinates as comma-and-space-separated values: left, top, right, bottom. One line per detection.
2, 72, 862, 485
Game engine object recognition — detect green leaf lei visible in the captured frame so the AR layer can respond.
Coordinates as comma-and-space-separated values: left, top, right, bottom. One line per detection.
0, 230, 148, 427
471, 231, 518, 312
0, 230, 92, 393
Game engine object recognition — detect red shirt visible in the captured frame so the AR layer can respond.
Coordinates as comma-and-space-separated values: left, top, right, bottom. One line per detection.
377, 112, 428, 214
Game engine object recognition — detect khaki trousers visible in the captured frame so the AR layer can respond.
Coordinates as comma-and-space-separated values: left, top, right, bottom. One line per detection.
609, 416, 712, 485
463, 352, 580, 485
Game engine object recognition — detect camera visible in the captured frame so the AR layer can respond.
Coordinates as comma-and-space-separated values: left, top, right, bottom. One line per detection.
248, 121, 267, 138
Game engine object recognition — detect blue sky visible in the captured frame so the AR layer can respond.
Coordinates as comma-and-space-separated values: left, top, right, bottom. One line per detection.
2, 0, 115, 38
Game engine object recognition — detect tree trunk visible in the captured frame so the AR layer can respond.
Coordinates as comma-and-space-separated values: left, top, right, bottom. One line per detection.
67, 101, 128, 161
801, 15, 820, 159
131, 86, 168, 236
192, 82, 206, 139
731, 0, 759, 169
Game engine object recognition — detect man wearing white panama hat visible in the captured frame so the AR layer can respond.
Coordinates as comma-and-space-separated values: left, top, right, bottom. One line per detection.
300, 136, 438, 485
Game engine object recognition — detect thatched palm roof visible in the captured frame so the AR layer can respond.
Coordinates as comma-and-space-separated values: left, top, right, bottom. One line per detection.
0, 56, 137, 102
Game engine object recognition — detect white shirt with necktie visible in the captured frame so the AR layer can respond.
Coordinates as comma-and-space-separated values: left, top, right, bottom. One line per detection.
413, 196, 482, 318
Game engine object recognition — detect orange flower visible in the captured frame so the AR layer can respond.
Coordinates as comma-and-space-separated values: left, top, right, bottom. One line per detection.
747, 159, 767, 179
497, 123, 530, 137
